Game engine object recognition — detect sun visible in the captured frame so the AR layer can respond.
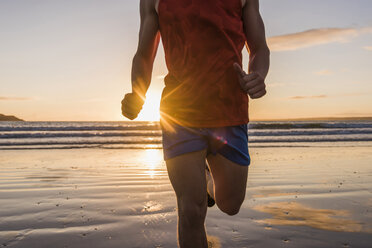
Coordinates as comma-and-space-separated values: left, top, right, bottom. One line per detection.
136, 90, 161, 121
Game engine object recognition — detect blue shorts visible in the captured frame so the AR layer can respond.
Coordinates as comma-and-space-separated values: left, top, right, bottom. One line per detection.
161, 123, 250, 166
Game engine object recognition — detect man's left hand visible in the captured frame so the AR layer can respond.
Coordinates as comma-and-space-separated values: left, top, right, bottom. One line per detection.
233, 63, 266, 99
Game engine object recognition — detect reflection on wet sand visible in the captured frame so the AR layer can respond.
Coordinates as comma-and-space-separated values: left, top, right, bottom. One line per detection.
207, 235, 221, 248
253, 201, 366, 233
253, 192, 298, 198
142, 201, 164, 213
367, 198, 372, 206
142, 149, 164, 178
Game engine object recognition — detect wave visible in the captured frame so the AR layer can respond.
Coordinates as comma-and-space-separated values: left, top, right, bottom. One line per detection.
0, 130, 162, 139
0, 122, 160, 132
0, 140, 162, 147
1, 136, 371, 147
1, 121, 372, 132
1, 128, 372, 139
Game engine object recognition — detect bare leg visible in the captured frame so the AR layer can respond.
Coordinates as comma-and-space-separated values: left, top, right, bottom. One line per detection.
206, 166, 215, 200
165, 150, 208, 248
207, 153, 248, 215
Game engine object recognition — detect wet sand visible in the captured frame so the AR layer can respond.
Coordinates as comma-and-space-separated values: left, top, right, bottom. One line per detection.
0, 146, 371, 247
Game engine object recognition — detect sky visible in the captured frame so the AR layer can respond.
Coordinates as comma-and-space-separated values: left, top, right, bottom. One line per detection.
0, 0, 371, 121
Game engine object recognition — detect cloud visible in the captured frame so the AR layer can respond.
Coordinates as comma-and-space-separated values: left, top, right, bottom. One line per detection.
364, 46, 372, 51
0, 96, 32, 101
268, 82, 287, 87
268, 27, 372, 52
340, 92, 368, 97
336, 111, 372, 116
289, 92, 368, 100
81, 97, 107, 103
314, 70, 333, 75
268, 82, 295, 88
289, 95, 328, 100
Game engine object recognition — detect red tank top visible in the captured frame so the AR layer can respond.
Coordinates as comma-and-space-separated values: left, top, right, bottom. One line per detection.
158, 0, 248, 127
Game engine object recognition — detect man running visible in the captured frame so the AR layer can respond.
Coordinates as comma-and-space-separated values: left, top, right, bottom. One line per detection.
122, 0, 270, 247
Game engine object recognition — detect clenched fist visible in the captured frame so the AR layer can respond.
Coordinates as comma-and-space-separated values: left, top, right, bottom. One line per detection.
233, 63, 267, 99
121, 93, 145, 120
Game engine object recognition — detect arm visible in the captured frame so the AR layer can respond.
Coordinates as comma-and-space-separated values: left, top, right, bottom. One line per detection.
122, 0, 160, 120
234, 0, 270, 99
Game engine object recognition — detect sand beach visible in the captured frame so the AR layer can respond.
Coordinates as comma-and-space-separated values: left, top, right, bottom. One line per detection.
1, 145, 371, 248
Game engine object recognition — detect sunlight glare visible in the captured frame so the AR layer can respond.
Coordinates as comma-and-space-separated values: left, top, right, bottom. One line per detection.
142, 149, 163, 178
137, 90, 161, 121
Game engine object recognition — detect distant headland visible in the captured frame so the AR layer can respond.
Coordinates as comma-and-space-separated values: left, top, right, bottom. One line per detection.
0, 114, 24, 121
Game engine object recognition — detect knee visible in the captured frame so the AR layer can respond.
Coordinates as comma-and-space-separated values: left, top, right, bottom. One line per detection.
217, 198, 244, 216
220, 205, 241, 216
178, 197, 207, 226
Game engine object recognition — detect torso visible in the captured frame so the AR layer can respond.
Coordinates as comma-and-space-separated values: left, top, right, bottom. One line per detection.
156, 0, 249, 127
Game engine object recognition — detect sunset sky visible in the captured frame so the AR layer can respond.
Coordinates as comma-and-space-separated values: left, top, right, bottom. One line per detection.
0, 0, 371, 121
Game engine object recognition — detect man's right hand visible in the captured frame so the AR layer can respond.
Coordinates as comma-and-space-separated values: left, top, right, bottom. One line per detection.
121, 93, 145, 120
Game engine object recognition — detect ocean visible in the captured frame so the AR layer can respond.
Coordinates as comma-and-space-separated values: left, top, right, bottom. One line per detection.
1, 120, 372, 150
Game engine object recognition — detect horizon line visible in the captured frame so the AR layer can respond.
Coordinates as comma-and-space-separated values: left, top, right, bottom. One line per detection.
8, 116, 372, 122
